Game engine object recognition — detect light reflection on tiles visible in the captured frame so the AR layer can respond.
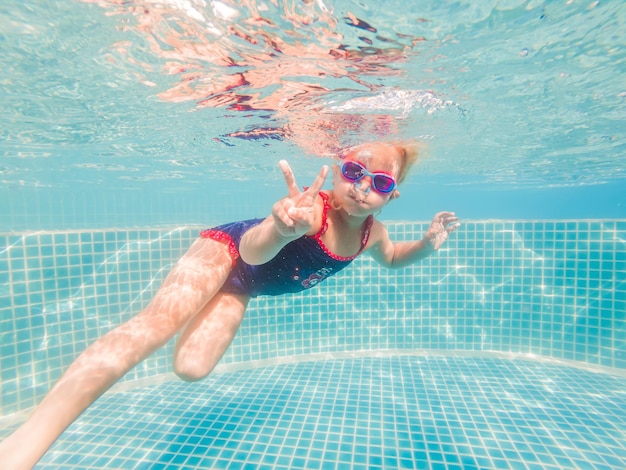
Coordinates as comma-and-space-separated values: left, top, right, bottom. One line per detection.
1, 220, 625, 468
4, 356, 623, 470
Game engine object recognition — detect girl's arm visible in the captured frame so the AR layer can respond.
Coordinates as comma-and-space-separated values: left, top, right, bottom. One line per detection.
368, 212, 460, 268
239, 161, 328, 265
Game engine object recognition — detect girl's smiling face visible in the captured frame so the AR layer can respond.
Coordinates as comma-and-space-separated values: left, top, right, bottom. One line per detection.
331, 143, 402, 217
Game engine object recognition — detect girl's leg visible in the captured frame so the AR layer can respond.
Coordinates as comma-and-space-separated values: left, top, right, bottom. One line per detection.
0, 237, 233, 470
173, 291, 250, 382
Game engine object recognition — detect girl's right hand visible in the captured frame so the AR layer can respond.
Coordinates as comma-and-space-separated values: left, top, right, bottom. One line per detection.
272, 160, 328, 238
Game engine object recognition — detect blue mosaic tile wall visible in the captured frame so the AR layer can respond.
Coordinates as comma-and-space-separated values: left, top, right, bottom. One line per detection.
1, 220, 625, 416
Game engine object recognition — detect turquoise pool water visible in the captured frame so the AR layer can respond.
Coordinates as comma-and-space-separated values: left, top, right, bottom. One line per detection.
1, 0, 625, 468
1, 222, 625, 468
4, 356, 626, 469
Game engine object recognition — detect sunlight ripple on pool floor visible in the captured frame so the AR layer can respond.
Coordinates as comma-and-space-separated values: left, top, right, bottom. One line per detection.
19, 356, 626, 470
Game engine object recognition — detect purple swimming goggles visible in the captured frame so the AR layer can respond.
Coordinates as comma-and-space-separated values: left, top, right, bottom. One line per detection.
340, 161, 396, 194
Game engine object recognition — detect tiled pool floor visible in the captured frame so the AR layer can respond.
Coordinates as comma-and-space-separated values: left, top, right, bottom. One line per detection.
4, 356, 626, 469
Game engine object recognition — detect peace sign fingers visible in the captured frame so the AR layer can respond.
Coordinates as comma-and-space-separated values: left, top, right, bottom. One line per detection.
279, 160, 301, 198
279, 160, 328, 205
273, 160, 328, 238
304, 164, 329, 198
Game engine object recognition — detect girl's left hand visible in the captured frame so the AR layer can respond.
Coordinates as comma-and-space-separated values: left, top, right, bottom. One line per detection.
424, 211, 460, 250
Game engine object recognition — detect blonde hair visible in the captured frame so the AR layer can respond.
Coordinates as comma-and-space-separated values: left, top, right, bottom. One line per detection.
392, 141, 421, 184
339, 140, 422, 184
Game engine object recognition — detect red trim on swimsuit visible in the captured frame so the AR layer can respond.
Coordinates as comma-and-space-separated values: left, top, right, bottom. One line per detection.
311, 192, 373, 262
199, 229, 239, 268
199, 191, 372, 268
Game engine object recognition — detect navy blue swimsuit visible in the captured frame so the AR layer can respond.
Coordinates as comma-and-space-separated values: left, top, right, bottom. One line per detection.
200, 192, 373, 297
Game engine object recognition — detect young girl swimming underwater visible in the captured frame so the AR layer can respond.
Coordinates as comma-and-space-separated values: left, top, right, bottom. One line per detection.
0, 141, 459, 469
